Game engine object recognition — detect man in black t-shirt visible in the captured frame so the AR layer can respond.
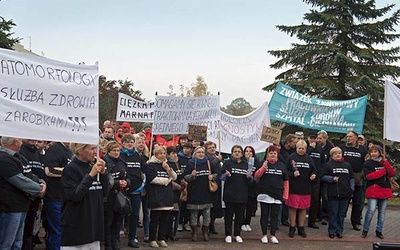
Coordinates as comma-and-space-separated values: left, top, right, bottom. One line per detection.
43, 142, 72, 250
0, 137, 46, 250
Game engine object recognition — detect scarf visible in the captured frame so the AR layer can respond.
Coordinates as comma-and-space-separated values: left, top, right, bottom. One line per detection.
148, 155, 166, 164
189, 156, 209, 165
121, 147, 136, 157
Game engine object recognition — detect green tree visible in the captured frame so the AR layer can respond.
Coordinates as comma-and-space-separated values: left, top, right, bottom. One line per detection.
263, 0, 400, 141
221, 97, 254, 116
0, 17, 20, 49
99, 75, 143, 131
183, 76, 212, 97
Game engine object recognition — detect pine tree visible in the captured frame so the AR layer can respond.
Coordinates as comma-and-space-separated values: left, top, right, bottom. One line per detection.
263, 0, 400, 140
0, 17, 20, 49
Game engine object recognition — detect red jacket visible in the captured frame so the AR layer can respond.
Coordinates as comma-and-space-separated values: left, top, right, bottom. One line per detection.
364, 159, 396, 199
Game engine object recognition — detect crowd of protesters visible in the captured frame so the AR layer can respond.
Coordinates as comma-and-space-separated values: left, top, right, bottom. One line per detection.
0, 119, 397, 249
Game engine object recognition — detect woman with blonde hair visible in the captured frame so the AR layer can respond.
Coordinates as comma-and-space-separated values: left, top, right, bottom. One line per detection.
285, 140, 316, 238
146, 146, 177, 248
61, 143, 110, 250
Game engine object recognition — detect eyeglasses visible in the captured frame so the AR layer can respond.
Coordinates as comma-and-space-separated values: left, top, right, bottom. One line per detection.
207, 146, 215, 149
196, 151, 205, 154
110, 149, 120, 152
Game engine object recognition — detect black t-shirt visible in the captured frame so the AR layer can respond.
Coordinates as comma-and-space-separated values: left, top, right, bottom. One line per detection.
321, 159, 353, 199
257, 161, 288, 201
19, 142, 45, 180
285, 153, 316, 195
44, 142, 72, 201
221, 159, 249, 204
0, 151, 34, 212
338, 143, 367, 173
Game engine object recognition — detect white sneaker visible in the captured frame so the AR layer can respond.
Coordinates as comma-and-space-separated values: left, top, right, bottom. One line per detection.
246, 225, 252, 232
270, 236, 279, 244
183, 223, 191, 231
177, 224, 183, 231
261, 236, 268, 244
241, 225, 248, 231
235, 236, 243, 243
225, 236, 232, 243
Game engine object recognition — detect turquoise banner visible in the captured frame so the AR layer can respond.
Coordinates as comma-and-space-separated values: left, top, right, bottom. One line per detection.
269, 82, 367, 134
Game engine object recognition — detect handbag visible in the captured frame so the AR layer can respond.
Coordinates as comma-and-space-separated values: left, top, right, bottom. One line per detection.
114, 190, 132, 215
180, 179, 188, 201
389, 177, 399, 193
207, 160, 218, 192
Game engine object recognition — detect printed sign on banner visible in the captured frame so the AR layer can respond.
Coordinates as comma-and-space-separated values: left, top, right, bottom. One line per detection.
208, 102, 271, 153
0, 48, 99, 144
269, 82, 367, 134
188, 124, 208, 141
116, 93, 154, 122
261, 126, 282, 145
152, 95, 220, 135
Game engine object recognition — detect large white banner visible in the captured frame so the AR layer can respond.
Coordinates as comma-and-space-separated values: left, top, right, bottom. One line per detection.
209, 102, 271, 153
116, 93, 154, 122
0, 48, 99, 144
384, 80, 400, 142
153, 95, 220, 135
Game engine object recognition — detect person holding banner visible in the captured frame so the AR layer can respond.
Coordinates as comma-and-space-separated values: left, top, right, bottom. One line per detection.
0, 137, 46, 250
102, 141, 128, 250
177, 142, 193, 232
60, 143, 110, 250
220, 145, 252, 244
285, 140, 316, 238
204, 141, 223, 235
43, 142, 72, 250
183, 146, 218, 242
254, 145, 289, 244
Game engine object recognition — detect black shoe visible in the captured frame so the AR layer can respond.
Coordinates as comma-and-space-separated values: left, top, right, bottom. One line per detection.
321, 219, 328, 225
329, 234, 335, 238
352, 224, 361, 231
376, 231, 384, 239
128, 240, 139, 248
336, 233, 343, 239
308, 223, 319, 229
297, 226, 307, 238
362, 230, 368, 238
209, 224, 218, 234
282, 221, 290, 227
289, 227, 296, 237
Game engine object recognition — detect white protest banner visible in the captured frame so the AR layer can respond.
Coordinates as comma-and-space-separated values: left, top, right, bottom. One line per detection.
116, 92, 154, 122
208, 102, 271, 153
384, 80, 400, 142
0, 48, 99, 144
152, 95, 220, 135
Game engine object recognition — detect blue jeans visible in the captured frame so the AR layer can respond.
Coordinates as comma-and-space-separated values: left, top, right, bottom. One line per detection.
0, 212, 27, 250
128, 193, 142, 241
363, 198, 388, 233
44, 201, 62, 250
141, 194, 150, 238
328, 198, 349, 235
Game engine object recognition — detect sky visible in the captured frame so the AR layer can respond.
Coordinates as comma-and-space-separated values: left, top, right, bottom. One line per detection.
2, 0, 399, 108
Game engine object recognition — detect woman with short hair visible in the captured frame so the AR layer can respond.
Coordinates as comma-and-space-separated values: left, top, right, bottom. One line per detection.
183, 146, 218, 242
102, 141, 128, 250
285, 140, 316, 238
146, 146, 177, 248
61, 143, 110, 250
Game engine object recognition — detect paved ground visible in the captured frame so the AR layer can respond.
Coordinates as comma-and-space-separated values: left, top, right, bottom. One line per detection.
35, 204, 400, 250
